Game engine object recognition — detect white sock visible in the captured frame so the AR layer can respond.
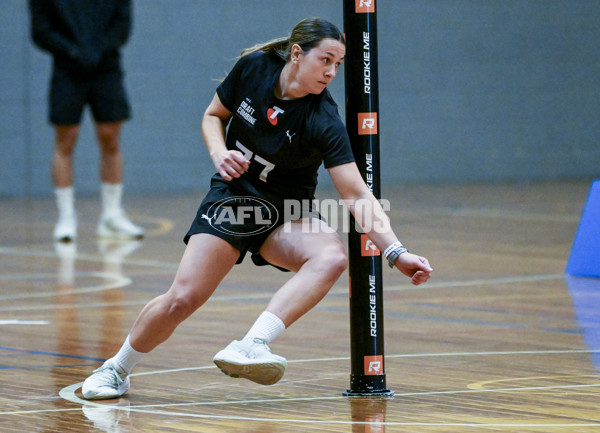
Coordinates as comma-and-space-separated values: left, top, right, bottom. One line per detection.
243, 311, 286, 343
111, 335, 145, 374
101, 183, 123, 219
55, 186, 75, 219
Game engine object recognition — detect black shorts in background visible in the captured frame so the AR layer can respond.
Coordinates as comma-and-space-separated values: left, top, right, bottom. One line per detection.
49, 65, 131, 125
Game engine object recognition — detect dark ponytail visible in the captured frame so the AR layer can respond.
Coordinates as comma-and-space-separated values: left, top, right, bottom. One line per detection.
241, 17, 344, 60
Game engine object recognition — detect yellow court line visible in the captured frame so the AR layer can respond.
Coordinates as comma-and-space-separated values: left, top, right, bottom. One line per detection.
469, 374, 600, 390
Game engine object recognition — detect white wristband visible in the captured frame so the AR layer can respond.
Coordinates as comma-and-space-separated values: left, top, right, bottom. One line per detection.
384, 241, 404, 259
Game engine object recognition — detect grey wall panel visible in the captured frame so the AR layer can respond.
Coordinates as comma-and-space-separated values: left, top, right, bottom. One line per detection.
1, 0, 598, 197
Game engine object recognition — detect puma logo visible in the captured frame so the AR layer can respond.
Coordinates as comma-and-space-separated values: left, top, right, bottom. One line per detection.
286, 130, 296, 143
201, 214, 213, 226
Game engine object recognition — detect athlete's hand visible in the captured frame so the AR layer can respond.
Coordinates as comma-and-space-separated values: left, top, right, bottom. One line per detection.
212, 150, 250, 181
394, 252, 433, 285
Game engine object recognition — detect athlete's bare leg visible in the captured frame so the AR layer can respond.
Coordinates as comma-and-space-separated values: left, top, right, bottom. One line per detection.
128, 234, 240, 352
258, 218, 348, 327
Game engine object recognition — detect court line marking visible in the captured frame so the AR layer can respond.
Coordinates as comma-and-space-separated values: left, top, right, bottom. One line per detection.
0, 320, 49, 325
0, 272, 131, 301
469, 374, 600, 390
438, 207, 579, 223
4, 348, 596, 426
4, 380, 598, 427
138, 215, 175, 237
0, 243, 566, 311
0, 246, 567, 292
0, 345, 104, 362
0, 271, 564, 311
0, 245, 566, 310
0, 247, 565, 308
50, 380, 600, 428
0, 246, 178, 270
1, 247, 588, 426
383, 273, 565, 292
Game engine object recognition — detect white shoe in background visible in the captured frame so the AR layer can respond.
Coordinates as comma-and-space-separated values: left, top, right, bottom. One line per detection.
53, 214, 77, 243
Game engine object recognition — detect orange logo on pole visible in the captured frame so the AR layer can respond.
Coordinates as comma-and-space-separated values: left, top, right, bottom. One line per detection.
364, 355, 383, 375
356, 0, 375, 13
358, 112, 378, 135
361, 234, 380, 256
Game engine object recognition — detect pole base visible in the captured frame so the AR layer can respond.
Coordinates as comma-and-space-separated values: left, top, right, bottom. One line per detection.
343, 389, 395, 398
343, 374, 394, 397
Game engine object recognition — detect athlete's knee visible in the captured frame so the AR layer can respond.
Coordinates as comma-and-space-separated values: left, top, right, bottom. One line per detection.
328, 246, 349, 276
164, 288, 204, 322
315, 241, 348, 278
164, 296, 195, 322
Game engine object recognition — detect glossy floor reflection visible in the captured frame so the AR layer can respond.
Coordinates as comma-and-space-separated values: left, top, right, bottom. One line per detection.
1, 181, 600, 432
566, 276, 600, 372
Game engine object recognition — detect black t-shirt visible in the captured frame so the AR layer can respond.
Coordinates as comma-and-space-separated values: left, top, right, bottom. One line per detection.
216, 51, 354, 203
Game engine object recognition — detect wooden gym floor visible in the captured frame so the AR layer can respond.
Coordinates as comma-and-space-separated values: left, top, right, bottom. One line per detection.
1, 180, 599, 432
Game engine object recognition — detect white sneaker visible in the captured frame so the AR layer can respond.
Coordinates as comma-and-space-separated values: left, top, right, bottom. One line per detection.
82, 360, 130, 400
97, 212, 144, 240
213, 338, 287, 385
53, 214, 77, 242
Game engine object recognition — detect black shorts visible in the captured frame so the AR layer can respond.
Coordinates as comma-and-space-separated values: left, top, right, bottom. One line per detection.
184, 176, 290, 271
49, 64, 131, 125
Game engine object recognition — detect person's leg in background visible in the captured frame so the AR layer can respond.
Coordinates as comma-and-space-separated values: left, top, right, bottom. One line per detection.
52, 124, 81, 242
95, 121, 144, 239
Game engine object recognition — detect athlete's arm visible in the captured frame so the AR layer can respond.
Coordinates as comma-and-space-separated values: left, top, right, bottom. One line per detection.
202, 93, 250, 180
328, 162, 432, 285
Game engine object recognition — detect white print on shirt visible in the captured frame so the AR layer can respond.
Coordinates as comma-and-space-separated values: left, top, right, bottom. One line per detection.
237, 100, 257, 125
201, 214, 214, 226
286, 130, 296, 143
235, 141, 275, 182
